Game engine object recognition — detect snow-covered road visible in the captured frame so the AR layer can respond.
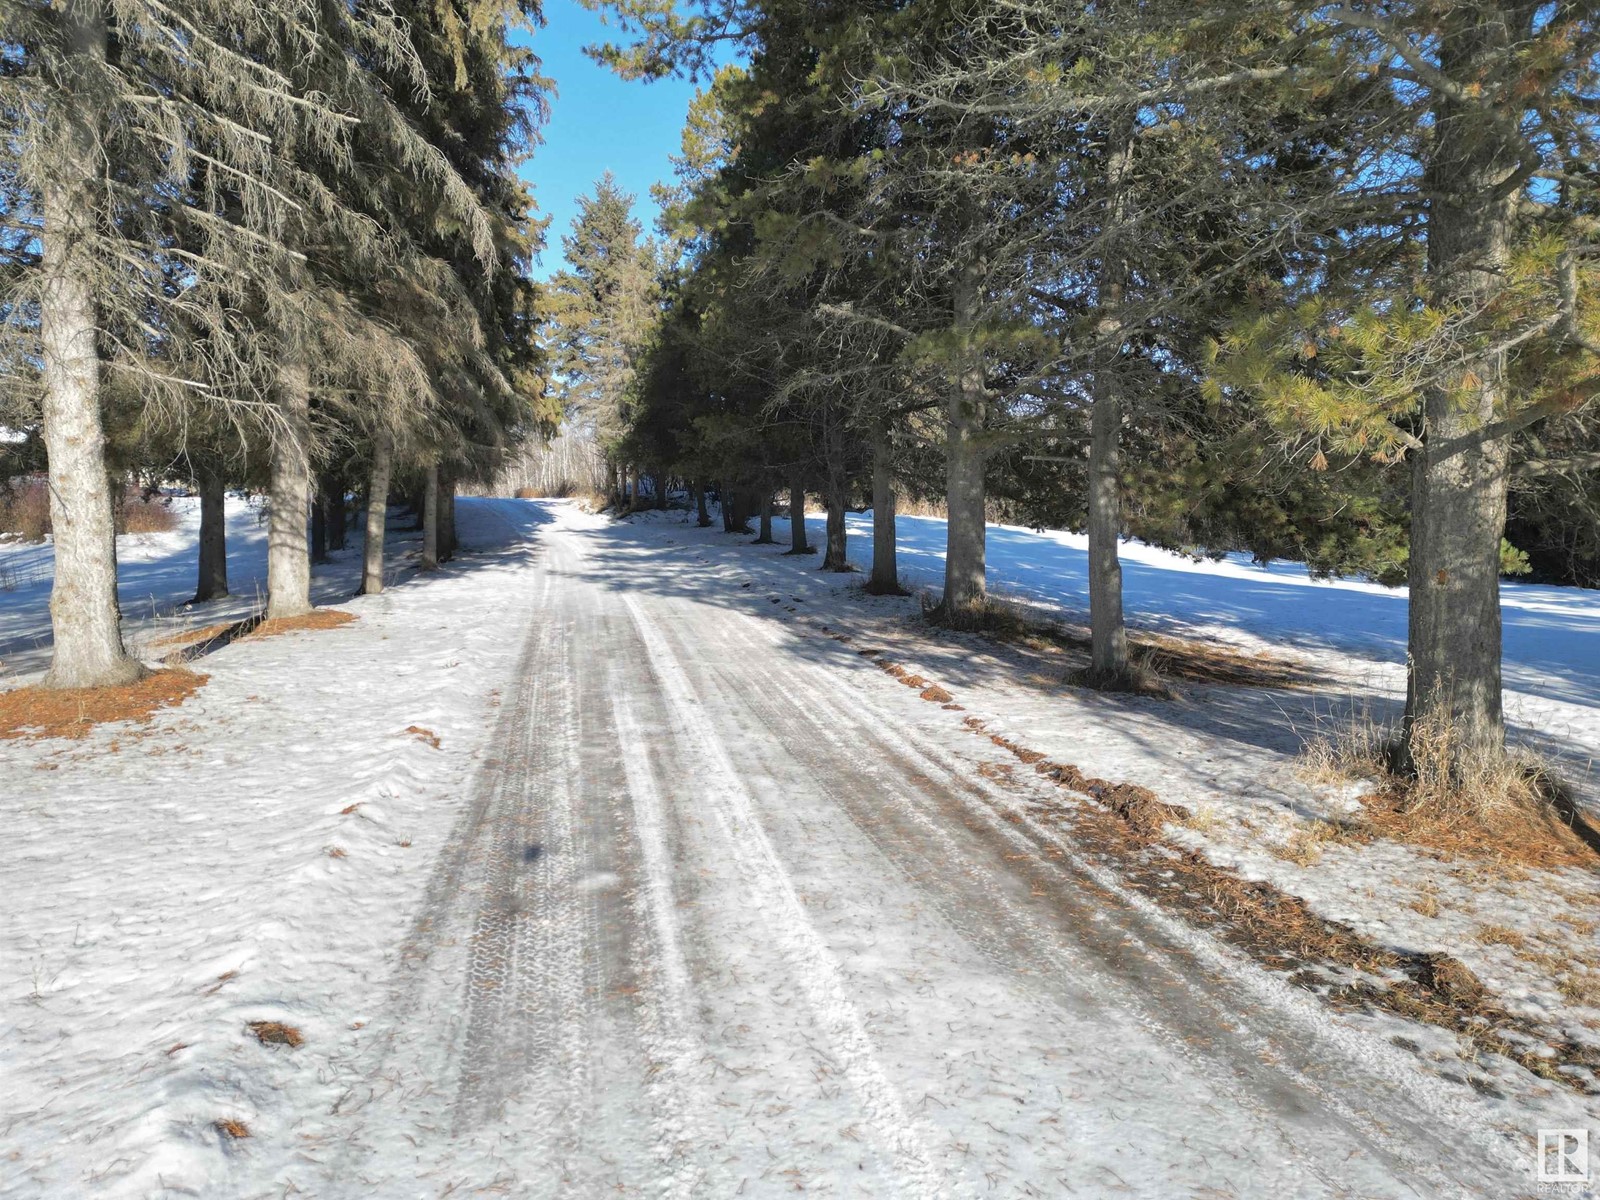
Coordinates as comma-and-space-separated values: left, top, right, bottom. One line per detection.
6, 498, 1590, 1199
308, 506, 1537, 1198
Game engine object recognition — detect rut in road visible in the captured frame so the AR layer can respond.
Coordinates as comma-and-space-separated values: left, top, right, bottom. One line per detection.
318, 510, 1537, 1199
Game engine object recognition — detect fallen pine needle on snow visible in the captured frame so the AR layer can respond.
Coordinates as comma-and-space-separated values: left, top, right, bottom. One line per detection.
0, 668, 207, 740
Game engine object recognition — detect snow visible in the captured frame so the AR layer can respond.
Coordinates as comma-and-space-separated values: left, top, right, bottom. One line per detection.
3, 496, 1598, 1198
1, 499, 549, 1197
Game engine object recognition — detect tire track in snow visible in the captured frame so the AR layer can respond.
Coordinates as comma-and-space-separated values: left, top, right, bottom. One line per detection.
619, 590, 950, 1199
608, 680, 724, 1200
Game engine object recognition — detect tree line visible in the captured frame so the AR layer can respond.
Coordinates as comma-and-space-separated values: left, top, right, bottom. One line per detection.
557, 0, 1599, 788
2, 0, 553, 688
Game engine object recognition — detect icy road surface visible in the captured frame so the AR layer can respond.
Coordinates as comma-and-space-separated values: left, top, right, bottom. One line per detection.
309, 507, 1536, 1199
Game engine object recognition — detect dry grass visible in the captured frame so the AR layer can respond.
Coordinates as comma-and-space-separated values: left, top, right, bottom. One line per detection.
214, 1119, 250, 1140
1558, 972, 1600, 1008
405, 725, 441, 749
1408, 884, 1442, 918
120, 493, 179, 534
0, 670, 207, 740
247, 1021, 303, 1048
244, 610, 356, 640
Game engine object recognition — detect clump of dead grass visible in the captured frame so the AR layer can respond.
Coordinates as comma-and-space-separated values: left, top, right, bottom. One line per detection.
1273, 817, 1366, 867
1298, 709, 1597, 869
215, 1118, 251, 1139
1557, 972, 1600, 1009
0, 478, 51, 541
247, 1020, 303, 1048
119, 492, 180, 534
1068, 647, 1173, 699
0, 669, 207, 740
1407, 883, 1442, 918
1476, 924, 1526, 948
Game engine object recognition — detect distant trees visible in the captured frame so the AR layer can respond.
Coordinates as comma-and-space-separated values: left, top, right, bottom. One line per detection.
588, 0, 1599, 789
1, 0, 549, 683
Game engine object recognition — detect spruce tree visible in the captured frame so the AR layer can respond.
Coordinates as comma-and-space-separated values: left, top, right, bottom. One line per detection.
544, 175, 659, 478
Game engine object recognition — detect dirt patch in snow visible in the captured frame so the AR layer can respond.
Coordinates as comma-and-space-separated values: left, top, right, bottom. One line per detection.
247, 1021, 303, 1048
0, 669, 207, 740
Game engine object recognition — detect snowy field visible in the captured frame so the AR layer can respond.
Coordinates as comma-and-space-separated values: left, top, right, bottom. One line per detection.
1, 495, 400, 681
2, 497, 1598, 1198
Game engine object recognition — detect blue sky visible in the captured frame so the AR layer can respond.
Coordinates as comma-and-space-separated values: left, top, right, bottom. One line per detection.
516, 0, 702, 278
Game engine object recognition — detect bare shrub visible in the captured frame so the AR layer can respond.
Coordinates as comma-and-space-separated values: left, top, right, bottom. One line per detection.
1, 479, 179, 540
0, 478, 51, 541
118, 490, 179, 534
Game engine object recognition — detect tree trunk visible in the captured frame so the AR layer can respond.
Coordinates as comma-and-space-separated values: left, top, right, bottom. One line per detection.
439, 472, 456, 562
695, 483, 711, 527
868, 421, 900, 594
754, 488, 775, 543
193, 464, 229, 603
360, 434, 392, 595
655, 466, 668, 510
326, 473, 347, 552
822, 477, 849, 571
1399, 10, 1521, 774
267, 354, 314, 619
941, 257, 988, 626
1086, 382, 1129, 681
311, 485, 328, 564
421, 464, 439, 570
1087, 118, 1133, 683
37, 8, 143, 688
787, 474, 812, 554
